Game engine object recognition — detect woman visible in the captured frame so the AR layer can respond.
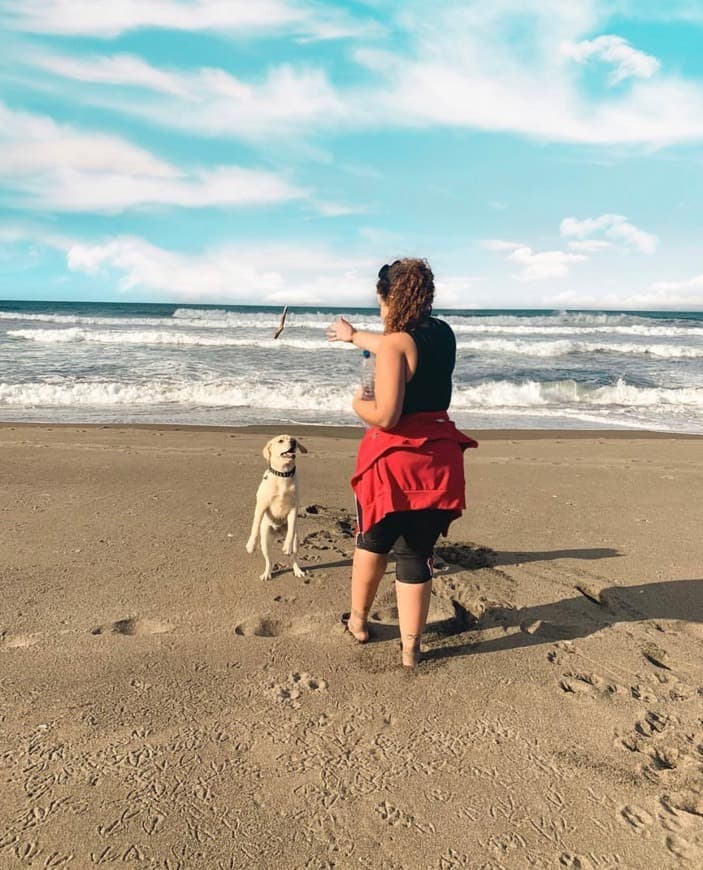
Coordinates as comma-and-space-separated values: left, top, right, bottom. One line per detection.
327, 258, 477, 668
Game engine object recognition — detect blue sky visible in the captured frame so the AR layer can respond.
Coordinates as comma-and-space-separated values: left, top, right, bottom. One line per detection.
1, 0, 703, 309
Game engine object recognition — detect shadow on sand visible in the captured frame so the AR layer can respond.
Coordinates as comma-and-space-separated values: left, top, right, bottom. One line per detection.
433, 543, 622, 574
424, 575, 703, 663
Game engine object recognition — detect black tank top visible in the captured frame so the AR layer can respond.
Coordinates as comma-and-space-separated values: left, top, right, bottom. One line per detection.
402, 317, 456, 415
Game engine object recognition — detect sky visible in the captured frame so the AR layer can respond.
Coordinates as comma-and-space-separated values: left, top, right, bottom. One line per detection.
1, 0, 703, 310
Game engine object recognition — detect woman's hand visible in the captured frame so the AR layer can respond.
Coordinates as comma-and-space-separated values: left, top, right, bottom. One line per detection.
326, 316, 356, 343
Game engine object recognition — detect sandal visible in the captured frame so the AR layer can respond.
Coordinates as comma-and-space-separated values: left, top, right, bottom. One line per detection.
340, 611, 369, 644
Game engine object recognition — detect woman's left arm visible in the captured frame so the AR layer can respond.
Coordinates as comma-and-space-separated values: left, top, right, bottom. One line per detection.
352, 334, 407, 429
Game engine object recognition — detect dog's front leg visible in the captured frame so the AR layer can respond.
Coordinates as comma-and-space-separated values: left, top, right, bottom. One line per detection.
259, 515, 274, 581
291, 535, 306, 578
282, 506, 297, 555
245, 502, 266, 553
283, 508, 306, 578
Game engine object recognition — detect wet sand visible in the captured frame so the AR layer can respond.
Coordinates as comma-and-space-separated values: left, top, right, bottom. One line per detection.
1, 423, 702, 868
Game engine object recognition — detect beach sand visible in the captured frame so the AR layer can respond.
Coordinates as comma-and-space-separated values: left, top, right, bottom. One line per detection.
0, 423, 701, 869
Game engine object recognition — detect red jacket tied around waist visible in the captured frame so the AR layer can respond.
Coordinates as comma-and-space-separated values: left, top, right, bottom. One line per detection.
351, 411, 478, 534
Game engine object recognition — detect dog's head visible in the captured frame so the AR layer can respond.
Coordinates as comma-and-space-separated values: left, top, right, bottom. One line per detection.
263, 434, 308, 470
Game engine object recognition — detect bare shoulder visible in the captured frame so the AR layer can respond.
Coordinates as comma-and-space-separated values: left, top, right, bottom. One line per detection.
379, 331, 414, 353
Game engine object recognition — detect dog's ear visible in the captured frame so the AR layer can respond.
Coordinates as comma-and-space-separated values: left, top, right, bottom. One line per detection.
296, 439, 308, 454
262, 439, 273, 461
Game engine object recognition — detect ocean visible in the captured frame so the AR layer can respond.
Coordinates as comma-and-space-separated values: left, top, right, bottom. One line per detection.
1, 300, 702, 433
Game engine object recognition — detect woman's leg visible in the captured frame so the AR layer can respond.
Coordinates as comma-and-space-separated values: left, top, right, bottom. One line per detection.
393, 509, 451, 667
348, 547, 388, 642
395, 578, 432, 667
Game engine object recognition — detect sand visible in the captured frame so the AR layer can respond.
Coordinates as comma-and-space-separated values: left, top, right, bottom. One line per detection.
0, 422, 701, 869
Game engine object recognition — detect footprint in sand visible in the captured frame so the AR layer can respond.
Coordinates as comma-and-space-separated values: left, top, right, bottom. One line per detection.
432, 576, 485, 618
661, 790, 703, 818
234, 614, 313, 637
558, 854, 596, 870
642, 642, 673, 670
301, 529, 348, 554
559, 670, 622, 697
664, 832, 703, 864
574, 580, 609, 607
266, 671, 328, 707
636, 709, 674, 737
91, 617, 174, 636
619, 804, 654, 835
618, 709, 703, 786
302, 505, 355, 544
434, 541, 496, 571
520, 619, 579, 640
659, 792, 703, 862
0, 632, 37, 649
679, 622, 703, 641
619, 711, 670, 756
431, 546, 516, 635
370, 595, 472, 638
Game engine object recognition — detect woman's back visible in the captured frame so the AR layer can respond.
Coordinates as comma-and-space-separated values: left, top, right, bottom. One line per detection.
402, 317, 456, 414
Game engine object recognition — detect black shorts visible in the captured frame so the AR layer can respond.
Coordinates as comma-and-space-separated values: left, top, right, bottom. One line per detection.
355, 504, 451, 584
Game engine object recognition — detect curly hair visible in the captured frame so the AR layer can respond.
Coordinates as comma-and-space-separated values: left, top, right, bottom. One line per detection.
376, 258, 435, 334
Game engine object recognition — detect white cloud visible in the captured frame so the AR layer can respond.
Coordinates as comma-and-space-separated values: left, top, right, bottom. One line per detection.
0, 221, 76, 251
64, 236, 378, 304
434, 274, 479, 308
59, 236, 477, 307
561, 35, 660, 85
0, 102, 307, 212
15, 2, 703, 148
0, 102, 175, 178
480, 239, 525, 252
610, 220, 659, 255
567, 239, 614, 253
608, 284, 703, 309
33, 53, 195, 98
545, 271, 703, 310
3, 0, 376, 41
312, 200, 367, 217
507, 246, 587, 282
31, 53, 346, 139
560, 215, 613, 237
609, 1, 703, 25
358, 227, 404, 246
348, 1, 703, 147
640, 275, 703, 311
30, 167, 305, 213
485, 211, 658, 283
138, 63, 344, 138
650, 274, 703, 293
560, 213, 658, 254
0, 224, 38, 244
482, 238, 587, 281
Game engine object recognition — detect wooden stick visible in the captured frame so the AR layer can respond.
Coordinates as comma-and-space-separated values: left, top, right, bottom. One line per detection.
273, 306, 288, 340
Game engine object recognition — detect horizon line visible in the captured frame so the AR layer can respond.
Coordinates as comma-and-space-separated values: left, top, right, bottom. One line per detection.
1, 298, 702, 315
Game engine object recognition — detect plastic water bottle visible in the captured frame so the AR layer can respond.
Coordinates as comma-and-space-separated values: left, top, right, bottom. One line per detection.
360, 350, 375, 400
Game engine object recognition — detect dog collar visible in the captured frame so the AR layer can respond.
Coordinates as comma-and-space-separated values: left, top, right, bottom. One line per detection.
267, 465, 296, 478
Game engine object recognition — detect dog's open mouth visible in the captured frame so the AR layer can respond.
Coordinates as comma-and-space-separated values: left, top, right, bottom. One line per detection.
281, 449, 296, 458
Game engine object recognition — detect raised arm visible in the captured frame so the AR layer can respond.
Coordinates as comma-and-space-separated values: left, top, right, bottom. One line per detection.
326, 316, 383, 355
352, 333, 409, 430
